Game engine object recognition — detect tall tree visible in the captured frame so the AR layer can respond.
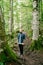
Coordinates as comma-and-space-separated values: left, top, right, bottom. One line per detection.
0, 5, 5, 51
32, 0, 39, 40
29, 0, 40, 50
9, 0, 13, 34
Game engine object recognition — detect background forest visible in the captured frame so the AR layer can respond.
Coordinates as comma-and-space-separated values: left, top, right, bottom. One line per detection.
0, 0, 43, 65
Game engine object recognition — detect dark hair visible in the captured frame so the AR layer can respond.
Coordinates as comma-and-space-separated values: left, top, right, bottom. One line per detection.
16, 31, 19, 33
20, 32, 22, 34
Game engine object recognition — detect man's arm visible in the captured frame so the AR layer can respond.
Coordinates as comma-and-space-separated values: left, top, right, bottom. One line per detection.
23, 34, 25, 40
18, 33, 20, 42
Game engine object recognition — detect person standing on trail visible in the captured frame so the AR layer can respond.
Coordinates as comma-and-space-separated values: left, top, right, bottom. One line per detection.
18, 29, 25, 58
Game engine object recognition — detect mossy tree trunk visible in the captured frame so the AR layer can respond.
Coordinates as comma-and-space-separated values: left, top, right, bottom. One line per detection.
32, 0, 39, 40
0, 6, 5, 49
30, 0, 40, 50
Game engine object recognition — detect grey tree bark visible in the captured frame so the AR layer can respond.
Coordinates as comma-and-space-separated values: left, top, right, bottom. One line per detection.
32, 0, 39, 40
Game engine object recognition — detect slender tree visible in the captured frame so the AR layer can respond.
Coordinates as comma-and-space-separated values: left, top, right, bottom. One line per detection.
0, 5, 5, 51
9, 0, 13, 34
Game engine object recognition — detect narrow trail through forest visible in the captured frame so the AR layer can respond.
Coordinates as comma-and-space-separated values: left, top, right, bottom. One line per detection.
13, 36, 43, 65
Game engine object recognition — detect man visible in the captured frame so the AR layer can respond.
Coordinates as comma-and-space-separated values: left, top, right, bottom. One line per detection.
18, 30, 25, 58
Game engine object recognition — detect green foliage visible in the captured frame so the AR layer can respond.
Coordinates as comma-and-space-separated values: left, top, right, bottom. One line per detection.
0, 51, 13, 63
0, 62, 3, 65
29, 35, 43, 51
0, 52, 8, 62
5, 43, 18, 61
0, 43, 19, 63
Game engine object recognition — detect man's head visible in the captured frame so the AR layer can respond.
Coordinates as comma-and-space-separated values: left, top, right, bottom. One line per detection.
20, 29, 22, 32
19, 29, 24, 33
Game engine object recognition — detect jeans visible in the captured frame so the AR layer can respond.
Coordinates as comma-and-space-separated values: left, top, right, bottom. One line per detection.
19, 44, 23, 55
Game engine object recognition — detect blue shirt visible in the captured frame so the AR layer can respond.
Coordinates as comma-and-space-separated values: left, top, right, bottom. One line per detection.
18, 33, 25, 44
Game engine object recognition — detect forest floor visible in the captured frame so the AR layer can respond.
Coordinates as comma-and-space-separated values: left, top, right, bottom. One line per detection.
5, 36, 43, 65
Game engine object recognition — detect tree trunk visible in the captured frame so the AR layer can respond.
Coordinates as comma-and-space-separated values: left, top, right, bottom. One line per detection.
32, 0, 39, 40
9, 0, 13, 34
0, 6, 5, 49
29, 0, 40, 50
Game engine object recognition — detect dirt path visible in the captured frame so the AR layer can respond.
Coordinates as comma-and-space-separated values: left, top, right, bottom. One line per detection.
13, 36, 43, 65
5, 38, 43, 65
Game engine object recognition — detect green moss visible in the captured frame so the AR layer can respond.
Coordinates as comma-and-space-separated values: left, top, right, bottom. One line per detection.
5, 43, 18, 61
0, 52, 7, 62
29, 35, 43, 51
0, 62, 3, 65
